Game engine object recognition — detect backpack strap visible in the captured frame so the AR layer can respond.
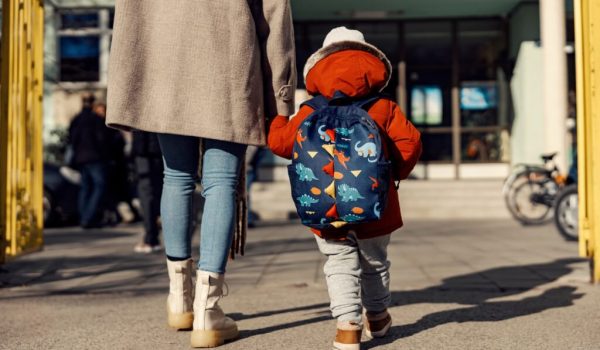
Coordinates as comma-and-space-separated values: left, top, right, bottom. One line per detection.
302, 92, 384, 110
301, 95, 329, 111
352, 94, 382, 110
329, 90, 352, 105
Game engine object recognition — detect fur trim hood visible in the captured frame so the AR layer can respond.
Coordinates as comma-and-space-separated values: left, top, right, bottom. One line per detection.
303, 27, 392, 91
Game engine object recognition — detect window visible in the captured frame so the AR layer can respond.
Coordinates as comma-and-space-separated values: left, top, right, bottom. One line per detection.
57, 9, 112, 83
60, 13, 99, 29
411, 85, 443, 126
60, 36, 100, 82
460, 81, 498, 127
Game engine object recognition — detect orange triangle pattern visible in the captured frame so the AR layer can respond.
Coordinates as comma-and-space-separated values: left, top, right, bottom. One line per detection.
326, 204, 338, 218
322, 161, 334, 177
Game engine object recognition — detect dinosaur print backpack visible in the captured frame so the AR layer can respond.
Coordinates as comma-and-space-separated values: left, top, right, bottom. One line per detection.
288, 92, 391, 230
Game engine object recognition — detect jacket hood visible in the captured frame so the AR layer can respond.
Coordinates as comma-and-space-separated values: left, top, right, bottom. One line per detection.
305, 50, 390, 99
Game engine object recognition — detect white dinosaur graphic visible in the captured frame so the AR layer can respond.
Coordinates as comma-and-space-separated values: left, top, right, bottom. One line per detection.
374, 202, 381, 219
318, 125, 334, 142
354, 141, 378, 163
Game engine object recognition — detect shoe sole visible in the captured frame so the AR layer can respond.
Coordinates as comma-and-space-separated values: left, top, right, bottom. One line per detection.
167, 312, 194, 330
190, 326, 239, 348
365, 318, 392, 338
332, 341, 360, 350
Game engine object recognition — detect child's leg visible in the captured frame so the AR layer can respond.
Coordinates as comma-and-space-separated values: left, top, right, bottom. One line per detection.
357, 234, 391, 314
314, 234, 363, 324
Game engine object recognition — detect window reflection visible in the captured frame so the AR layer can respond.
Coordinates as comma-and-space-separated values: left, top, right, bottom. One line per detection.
411, 85, 443, 126
59, 36, 100, 82
461, 131, 503, 162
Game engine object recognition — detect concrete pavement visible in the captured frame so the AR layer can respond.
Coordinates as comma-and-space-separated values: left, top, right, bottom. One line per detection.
1, 219, 599, 349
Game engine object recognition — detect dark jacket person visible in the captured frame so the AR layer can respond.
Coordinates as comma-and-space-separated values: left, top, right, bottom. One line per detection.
68, 94, 110, 228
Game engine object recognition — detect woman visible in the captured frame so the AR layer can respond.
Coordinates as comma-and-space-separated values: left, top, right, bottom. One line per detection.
106, 1, 296, 347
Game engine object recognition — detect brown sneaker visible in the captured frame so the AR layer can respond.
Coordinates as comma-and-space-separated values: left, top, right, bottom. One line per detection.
333, 321, 362, 350
364, 310, 392, 338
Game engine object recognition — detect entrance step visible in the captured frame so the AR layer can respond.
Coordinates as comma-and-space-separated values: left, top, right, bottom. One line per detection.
250, 179, 510, 221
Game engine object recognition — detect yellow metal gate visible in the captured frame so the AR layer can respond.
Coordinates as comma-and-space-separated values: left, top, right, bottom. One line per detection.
575, 0, 600, 282
0, 0, 44, 264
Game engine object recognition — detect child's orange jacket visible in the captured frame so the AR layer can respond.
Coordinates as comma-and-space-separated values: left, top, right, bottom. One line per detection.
268, 50, 422, 239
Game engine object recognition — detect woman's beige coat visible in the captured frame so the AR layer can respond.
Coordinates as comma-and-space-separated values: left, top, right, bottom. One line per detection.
106, 0, 296, 146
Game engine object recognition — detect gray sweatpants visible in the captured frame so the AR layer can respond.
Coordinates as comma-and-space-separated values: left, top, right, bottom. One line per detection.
315, 232, 391, 324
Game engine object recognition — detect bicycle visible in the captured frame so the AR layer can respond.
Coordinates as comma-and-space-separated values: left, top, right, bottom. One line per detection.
503, 153, 570, 225
554, 184, 578, 241
554, 155, 579, 241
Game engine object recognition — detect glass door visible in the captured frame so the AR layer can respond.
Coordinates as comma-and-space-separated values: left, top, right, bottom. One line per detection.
404, 21, 454, 163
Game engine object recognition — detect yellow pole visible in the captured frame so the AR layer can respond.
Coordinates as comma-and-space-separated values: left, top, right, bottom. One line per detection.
0, 0, 45, 264
574, 0, 600, 282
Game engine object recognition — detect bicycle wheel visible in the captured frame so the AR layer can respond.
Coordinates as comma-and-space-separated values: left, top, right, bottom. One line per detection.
507, 180, 553, 225
504, 170, 551, 224
554, 184, 578, 241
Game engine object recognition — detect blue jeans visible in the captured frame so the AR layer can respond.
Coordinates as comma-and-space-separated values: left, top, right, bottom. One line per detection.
158, 134, 246, 274
78, 162, 107, 226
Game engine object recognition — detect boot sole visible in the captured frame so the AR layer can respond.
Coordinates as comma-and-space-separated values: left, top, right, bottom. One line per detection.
365, 318, 392, 338
190, 326, 239, 348
168, 312, 194, 330
332, 341, 360, 350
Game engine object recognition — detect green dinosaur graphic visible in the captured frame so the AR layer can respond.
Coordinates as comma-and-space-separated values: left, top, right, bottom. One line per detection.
295, 163, 318, 181
297, 194, 319, 207
335, 127, 355, 136
341, 213, 365, 222
337, 184, 365, 202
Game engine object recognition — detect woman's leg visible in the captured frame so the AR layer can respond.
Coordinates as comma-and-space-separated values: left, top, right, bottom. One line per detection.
198, 139, 247, 273
158, 134, 197, 330
157, 133, 200, 260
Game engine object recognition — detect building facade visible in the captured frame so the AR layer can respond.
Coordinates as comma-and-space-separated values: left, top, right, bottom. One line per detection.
36, 0, 575, 179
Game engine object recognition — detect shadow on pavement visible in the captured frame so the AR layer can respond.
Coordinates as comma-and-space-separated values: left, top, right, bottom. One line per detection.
243, 237, 317, 257
0, 227, 166, 298
0, 253, 165, 298
231, 301, 332, 339
42, 228, 133, 246
392, 258, 585, 306
230, 302, 329, 322
228, 259, 584, 344
364, 258, 585, 349
365, 286, 583, 349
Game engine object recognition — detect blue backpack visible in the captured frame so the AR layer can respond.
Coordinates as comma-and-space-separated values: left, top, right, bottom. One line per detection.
288, 92, 391, 230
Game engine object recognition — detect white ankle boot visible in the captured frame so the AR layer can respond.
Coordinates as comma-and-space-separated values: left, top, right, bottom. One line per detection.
190, 270, 239, 347
166, 259, 194, 330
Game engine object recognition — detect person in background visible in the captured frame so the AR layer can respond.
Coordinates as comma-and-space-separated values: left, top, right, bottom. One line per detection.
95, 102, 140, 225
131, 131, 164, 253
68, 93, 110, 228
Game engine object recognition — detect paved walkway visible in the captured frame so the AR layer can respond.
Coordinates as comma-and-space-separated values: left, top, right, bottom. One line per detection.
1, 219, 599, 349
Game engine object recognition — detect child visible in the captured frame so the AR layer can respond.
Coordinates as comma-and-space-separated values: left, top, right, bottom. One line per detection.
268, 27, 422, 350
